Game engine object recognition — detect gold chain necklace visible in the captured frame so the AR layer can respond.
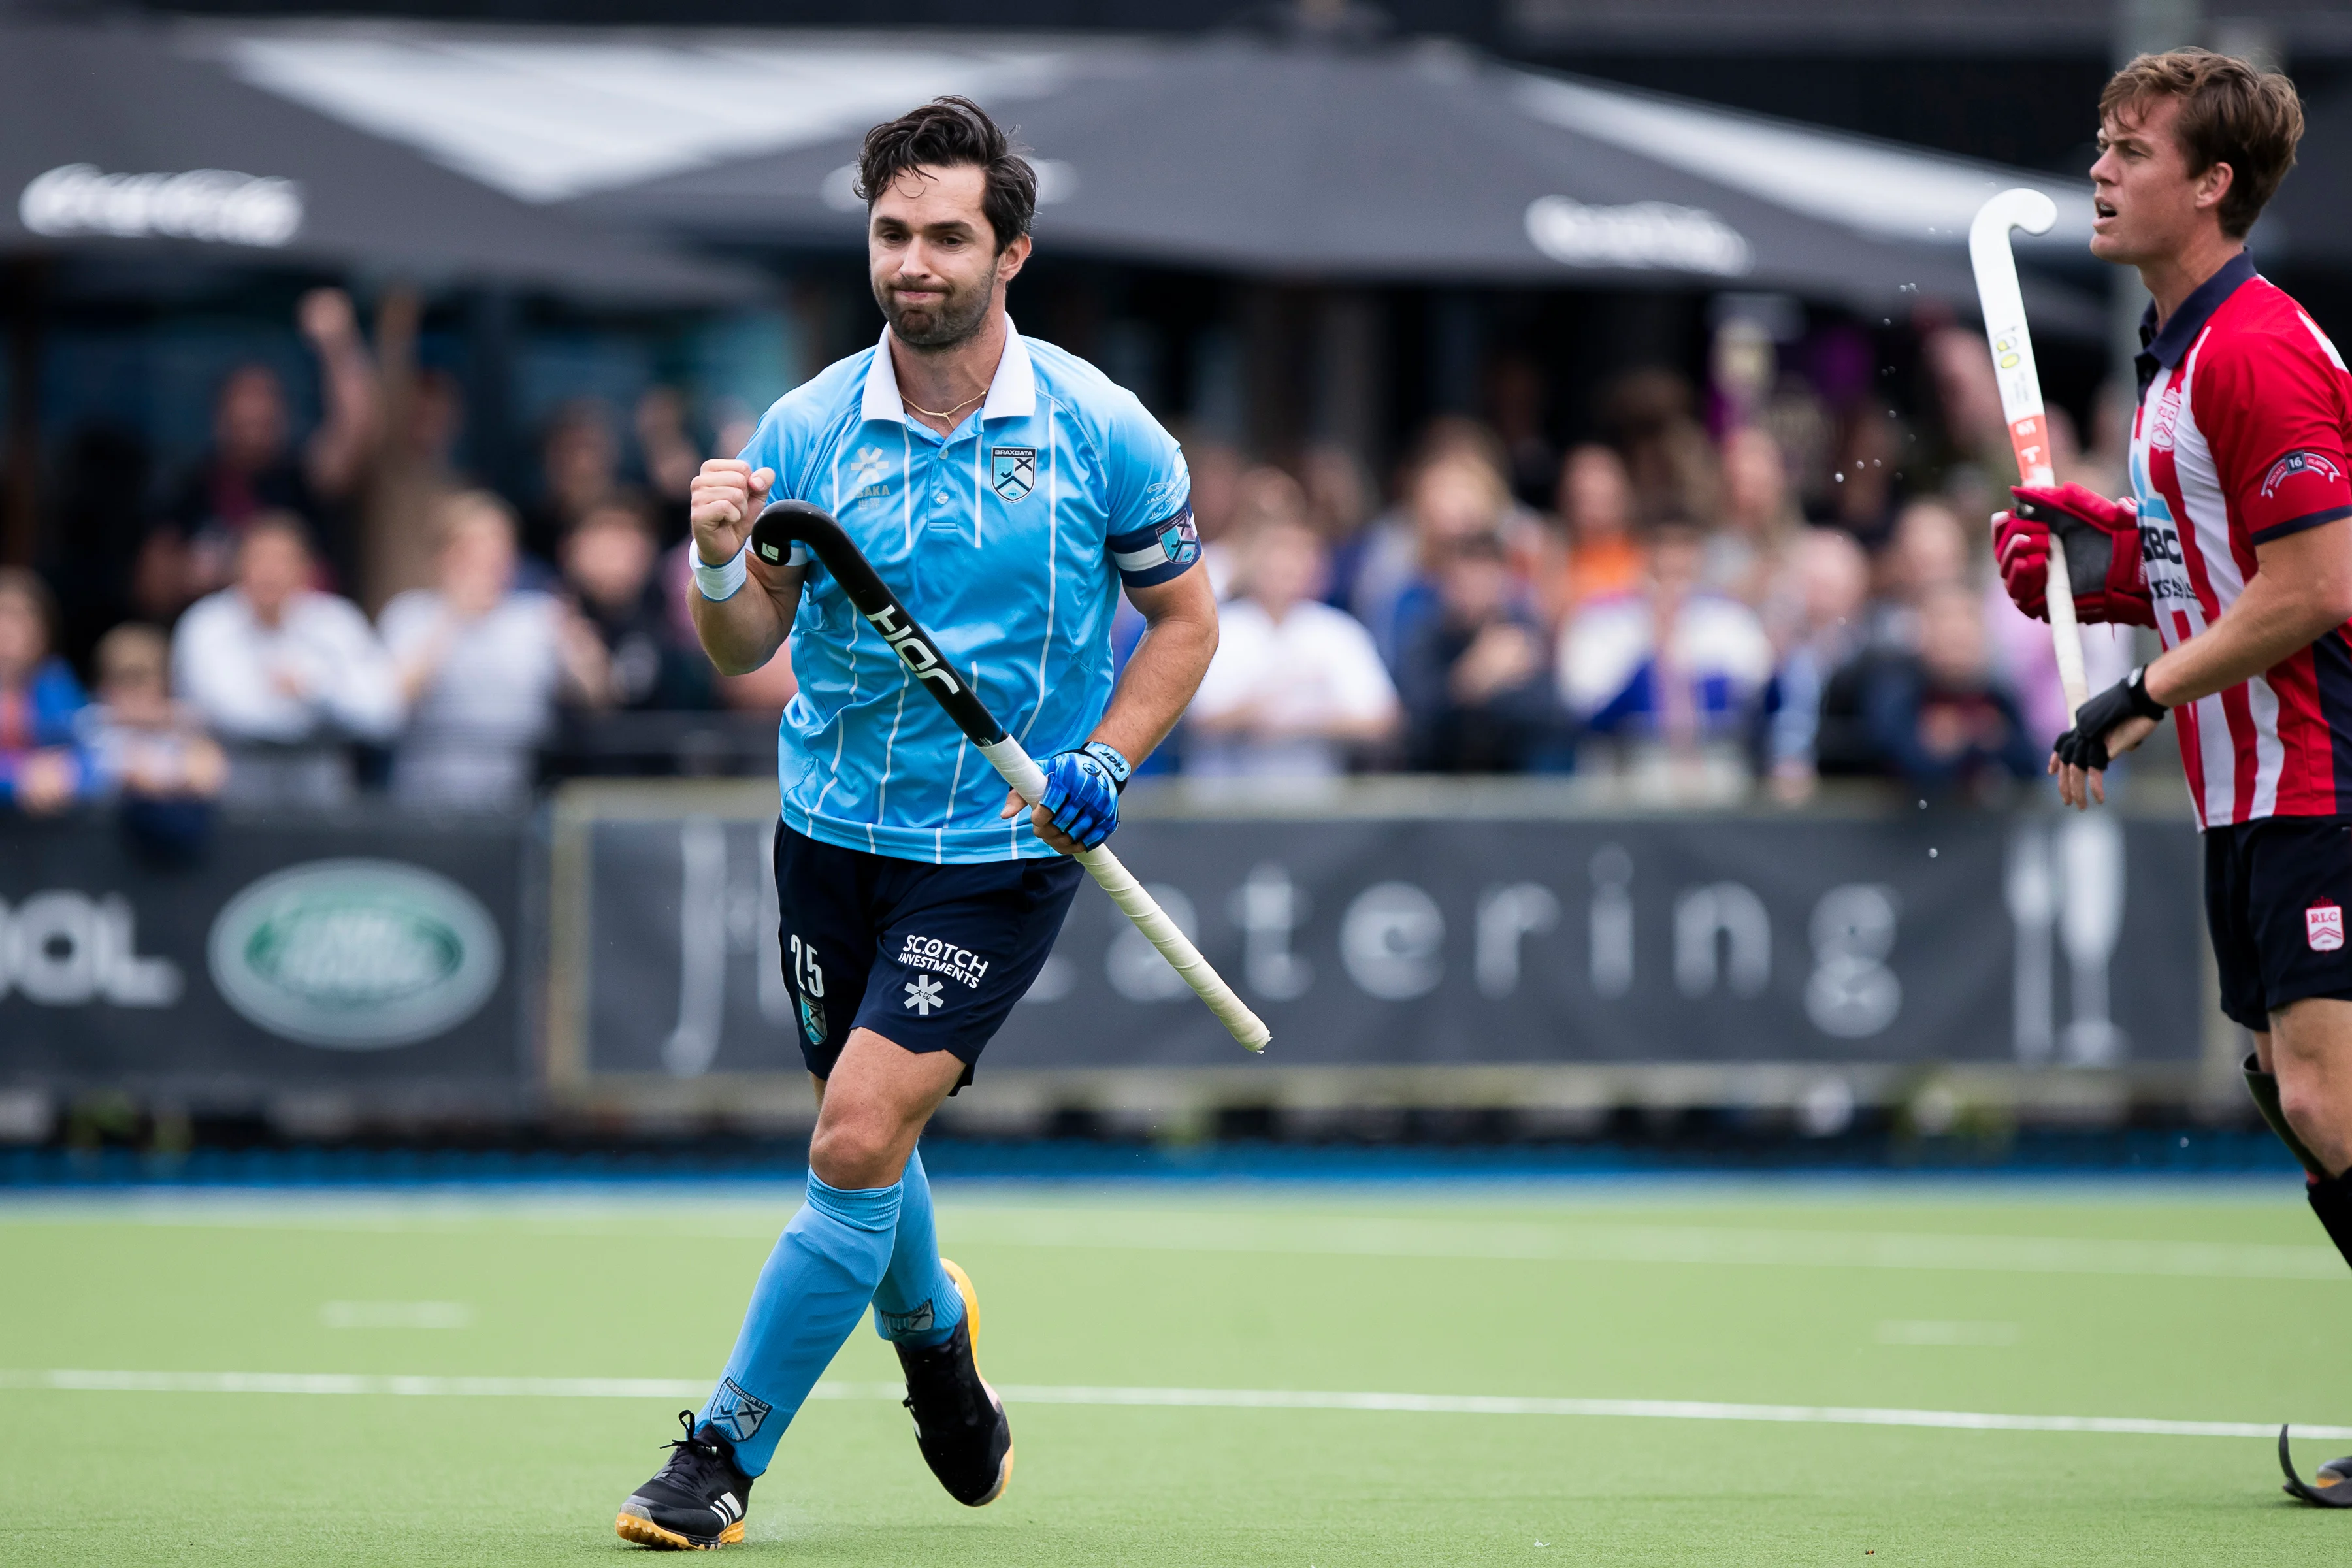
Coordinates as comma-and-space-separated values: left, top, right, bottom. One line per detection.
902, 387, 987, 422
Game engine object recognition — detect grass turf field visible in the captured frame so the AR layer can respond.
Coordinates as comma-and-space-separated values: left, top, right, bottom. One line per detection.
5, 1183, 2352, 1565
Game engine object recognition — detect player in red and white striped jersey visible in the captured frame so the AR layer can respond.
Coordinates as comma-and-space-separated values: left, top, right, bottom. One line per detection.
2131, 255, 2352, 828
1995, 50, 2352, 1501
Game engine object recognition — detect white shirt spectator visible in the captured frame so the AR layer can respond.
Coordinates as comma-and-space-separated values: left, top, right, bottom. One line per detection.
172, 583, 398, 807
174, 588, 398, 745
379, 588, 569, 809
1190, 598, 1397, 778
1559, 591, 1775, 734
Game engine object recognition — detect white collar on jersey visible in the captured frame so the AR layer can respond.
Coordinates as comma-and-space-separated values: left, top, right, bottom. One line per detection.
860, 316, 1036, 427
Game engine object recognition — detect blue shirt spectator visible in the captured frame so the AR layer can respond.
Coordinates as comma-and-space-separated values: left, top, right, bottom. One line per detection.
0, 568, 90, 813
1559, 525, 1773, 744
1397, 533, 1567, 772
1861, 583, 2042, 796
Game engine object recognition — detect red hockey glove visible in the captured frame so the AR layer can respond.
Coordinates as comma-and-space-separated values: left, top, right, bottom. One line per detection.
1992, 483, 2154, 629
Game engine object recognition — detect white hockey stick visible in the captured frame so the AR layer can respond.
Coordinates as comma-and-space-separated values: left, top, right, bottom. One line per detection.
752, 499, 1271, 1054
1970, 187, 2090, 720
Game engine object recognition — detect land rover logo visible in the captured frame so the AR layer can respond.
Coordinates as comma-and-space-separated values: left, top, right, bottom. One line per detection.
206, 860, 502, 1049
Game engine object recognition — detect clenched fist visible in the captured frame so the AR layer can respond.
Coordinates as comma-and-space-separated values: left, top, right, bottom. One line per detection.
689, 459, 776, 568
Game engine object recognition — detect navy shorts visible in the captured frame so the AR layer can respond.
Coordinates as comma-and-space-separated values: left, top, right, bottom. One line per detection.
772, 823, 1083, 1086
2206, 814, 2352, 1031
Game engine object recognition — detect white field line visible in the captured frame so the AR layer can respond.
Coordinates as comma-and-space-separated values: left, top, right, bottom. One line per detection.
3, 1368, 2344, 1443
933, 1210, 2349, 1282
8, 1201, 2338, 1282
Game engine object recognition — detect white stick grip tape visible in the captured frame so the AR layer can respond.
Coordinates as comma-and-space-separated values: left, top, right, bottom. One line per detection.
2042, 549, 2091, 724
976, 736, 1270, 1052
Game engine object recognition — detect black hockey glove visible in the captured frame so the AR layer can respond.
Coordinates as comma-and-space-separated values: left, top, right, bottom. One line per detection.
2050, 666, 2168, 772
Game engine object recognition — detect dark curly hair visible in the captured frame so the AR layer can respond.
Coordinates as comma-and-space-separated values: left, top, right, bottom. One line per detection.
854, 96, 1036, 252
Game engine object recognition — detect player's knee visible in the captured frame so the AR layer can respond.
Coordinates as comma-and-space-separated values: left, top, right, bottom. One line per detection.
2278, 1069, 2335, 1143
808, 1113, 900, 1190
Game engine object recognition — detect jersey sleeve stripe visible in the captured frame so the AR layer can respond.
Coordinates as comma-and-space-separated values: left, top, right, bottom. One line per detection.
2319, 630, 2352, 813
2249, 503, 2352, 545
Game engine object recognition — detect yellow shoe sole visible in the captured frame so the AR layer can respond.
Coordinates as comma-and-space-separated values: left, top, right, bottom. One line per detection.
938, 1258, 1014, 1506
615, 1510, 744, 1550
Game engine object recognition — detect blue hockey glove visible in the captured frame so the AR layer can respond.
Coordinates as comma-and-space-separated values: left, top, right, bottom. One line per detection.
1035, 740, 1132, 851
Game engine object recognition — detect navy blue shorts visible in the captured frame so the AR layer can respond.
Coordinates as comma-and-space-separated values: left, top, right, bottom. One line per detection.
2206, 814, 2352, 1031
772, 823, 1083, 1086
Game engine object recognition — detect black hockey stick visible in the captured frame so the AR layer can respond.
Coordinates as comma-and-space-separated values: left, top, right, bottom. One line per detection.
750, 498, 1269, 1053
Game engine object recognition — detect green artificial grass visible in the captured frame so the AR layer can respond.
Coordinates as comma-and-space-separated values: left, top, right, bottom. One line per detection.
5, 1184, 2352, 1565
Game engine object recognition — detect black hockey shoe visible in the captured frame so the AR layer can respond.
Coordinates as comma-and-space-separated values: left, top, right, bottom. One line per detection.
2279, 1426, 2352, 1507
615, 1410, 755, 1548
896, 1259, 1013, 1506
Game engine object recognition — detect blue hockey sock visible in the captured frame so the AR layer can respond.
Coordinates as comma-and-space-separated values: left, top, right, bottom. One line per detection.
697, 1171, 901, 1477
870, 1147, 966, 1350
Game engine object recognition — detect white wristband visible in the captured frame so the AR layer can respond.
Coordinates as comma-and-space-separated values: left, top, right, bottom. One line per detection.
693, 540, 749, 602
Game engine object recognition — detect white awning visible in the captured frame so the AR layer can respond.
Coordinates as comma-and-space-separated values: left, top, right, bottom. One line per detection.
210, 28, 1086, 203
1512, 75, 2093, 251
197, 21, 2094, 257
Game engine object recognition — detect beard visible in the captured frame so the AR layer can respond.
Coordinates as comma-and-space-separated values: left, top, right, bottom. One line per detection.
875, 263, 999, 350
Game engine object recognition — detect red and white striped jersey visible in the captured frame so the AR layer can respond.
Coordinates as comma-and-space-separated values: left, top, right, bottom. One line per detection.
2129, 252, 2352, 829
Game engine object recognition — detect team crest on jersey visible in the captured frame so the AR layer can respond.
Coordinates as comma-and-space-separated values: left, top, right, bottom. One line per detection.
2262, 449, 2344, 499
2148, 385, 2182, 451
797, 994, 827, 1047
992, 446, 1036, 502
2310, 901, 2345, 953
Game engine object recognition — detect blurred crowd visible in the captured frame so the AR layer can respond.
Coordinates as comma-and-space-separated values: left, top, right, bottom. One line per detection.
1160, 322, 2138, 805
2, 291, 2142, 834
6, 287, 786, 843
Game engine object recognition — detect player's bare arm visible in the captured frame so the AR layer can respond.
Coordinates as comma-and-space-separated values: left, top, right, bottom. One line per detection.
2055, 521, 2352, 807
1001, 562, 1217, 855
687, 457, 802, 674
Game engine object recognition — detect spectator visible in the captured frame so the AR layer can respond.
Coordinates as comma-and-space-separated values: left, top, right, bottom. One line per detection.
1299, 442, 1375, 555
80, 623, 227, 861
1710, 426, 1803, 612
146, 289, 377, 616
563, 493, 715, 713
1360, 451, 1511, 670
1868, 498, 1971, 650
1397, 532, 1565, 772
1820, 408, 1904, 549
521, 400, 621, 567
1861, 583, 2042, 796
358, 358, 470, 613
1175, 435, 1247, 599
1560, 522, 1774, 753
381, 492, 607, 810
1760, 529, 1872, 800
0, 568, 89, 815
1602, 367, 1721, 528
634, 387, 705, 549
1814, 498, 1972, 778
1338, 418, 1510, 640
1486, 355, 1560, 510
1548, 444, 1646, 621
173, 514, 400, 808
1227, 465, 1310, 557
1190, 517, 1399, 778
1923, 325, 2010, 477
